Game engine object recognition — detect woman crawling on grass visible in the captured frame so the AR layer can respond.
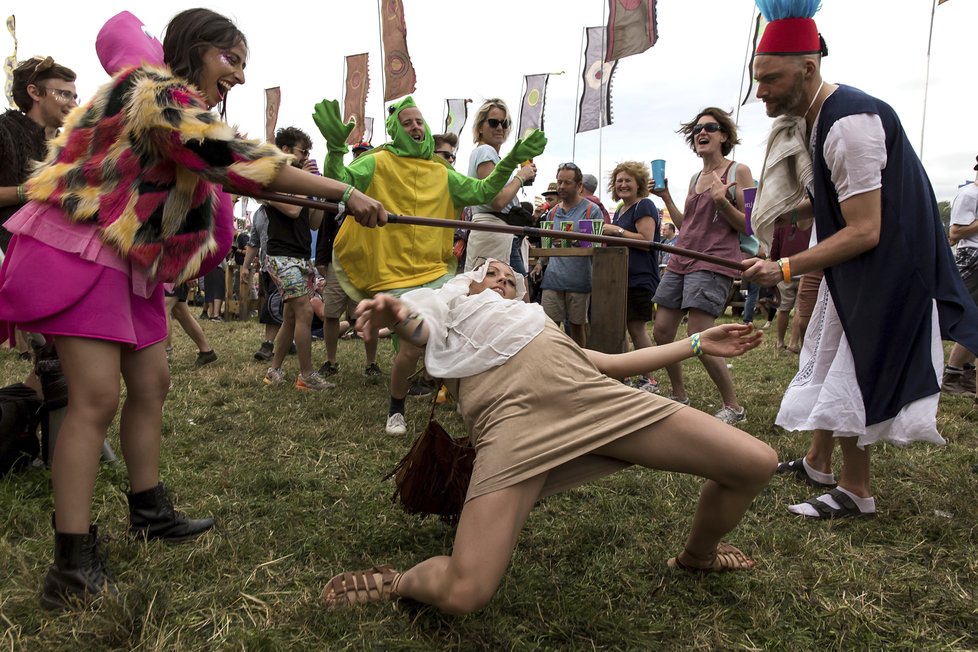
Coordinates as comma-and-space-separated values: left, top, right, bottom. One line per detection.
323, 259, 777, 614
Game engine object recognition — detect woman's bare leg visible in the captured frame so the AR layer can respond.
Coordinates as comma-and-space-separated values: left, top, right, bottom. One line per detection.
594, 408, 776, 563
51, 337, 122, 533
653, 306, 685, 398
119, 342, 170, 493
172, 301, 212, 353
396, 474, 547, 615
686, 309, 740, 409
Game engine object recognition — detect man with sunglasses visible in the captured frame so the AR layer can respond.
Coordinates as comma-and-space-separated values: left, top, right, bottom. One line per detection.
0, 56, 78, 254
433, 133, 458, 167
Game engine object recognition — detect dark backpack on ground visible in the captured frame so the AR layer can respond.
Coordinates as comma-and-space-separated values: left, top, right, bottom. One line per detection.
0, 383, 43, 476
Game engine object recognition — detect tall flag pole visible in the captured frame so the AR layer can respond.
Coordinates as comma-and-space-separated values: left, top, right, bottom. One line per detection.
739, 9, 766, 110
343, 53, 370, 146
577, 26, 617, 134
604, 0, 657, 62
264, 87, 281, 144
921, 0, 949, 157
4, 16, 16, 109
379, 0, 417, 102
572, 28, 585, 160
443, 99, 470, 138
517, 75, 548, 140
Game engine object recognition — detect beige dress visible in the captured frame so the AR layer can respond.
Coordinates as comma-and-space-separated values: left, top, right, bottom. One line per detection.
454, 321, 684, 502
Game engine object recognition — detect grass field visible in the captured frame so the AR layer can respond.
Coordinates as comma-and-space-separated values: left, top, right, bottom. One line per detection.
1, 315, 977, 651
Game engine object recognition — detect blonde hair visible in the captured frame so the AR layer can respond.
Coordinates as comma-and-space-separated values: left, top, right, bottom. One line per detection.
608, 161, 651, 202
471, 98, 511, 144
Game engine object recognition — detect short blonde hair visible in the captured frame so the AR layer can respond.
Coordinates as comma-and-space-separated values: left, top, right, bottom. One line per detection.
471, 98, 511, 144
608, 161, 651, 202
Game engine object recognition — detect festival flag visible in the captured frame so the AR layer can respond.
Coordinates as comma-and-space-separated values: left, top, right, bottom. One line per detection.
380, 0, 417, 102
363, 117, 375, 144
577, 27, 617, 134
740, 13, 768, 106
4, 16, 17, 109
443, 98, 468, 137
264, 87, 281, 144
517, 75, 548, 139
938, 0, 950, 5
605, 0, 657, 62
343, 53, 370, 146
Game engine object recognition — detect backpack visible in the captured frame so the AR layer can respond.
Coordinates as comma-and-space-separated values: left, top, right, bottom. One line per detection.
0, 383, 43, 476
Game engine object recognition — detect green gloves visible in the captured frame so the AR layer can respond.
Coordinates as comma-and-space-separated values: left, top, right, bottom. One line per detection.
494, 129, 548, 179
312, 99, 355, 154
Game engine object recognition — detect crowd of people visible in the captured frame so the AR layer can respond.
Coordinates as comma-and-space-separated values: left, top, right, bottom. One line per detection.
0, 0, 976, 620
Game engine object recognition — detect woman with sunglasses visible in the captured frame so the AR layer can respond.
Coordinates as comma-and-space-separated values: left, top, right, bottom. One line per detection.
650, 107, 755, 425
464, 98, 538, 274
0, 8, 387, 610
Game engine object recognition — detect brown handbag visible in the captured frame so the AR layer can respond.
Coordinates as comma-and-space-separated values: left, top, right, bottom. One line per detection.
384, 391, 475, 526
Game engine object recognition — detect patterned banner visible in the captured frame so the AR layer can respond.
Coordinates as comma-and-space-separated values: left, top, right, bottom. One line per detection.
605, 0, 658, 61
264, 87, 281, 144
577, 27, 617, 134
443, 98, 468, 137
380, 0, 417, 102
4, 16, 17, 109
363, 117, 375, 144
517, 75, 548, 139
741, 13, 768, 106
343, 53, 369, 146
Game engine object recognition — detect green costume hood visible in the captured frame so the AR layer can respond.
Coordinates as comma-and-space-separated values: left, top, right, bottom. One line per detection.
384, 96, 434, 160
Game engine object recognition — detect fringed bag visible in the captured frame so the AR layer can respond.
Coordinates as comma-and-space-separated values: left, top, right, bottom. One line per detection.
384, 391, 475, 526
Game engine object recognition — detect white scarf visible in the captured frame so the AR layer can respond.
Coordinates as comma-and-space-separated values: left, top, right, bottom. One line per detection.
401, 260, 546, 378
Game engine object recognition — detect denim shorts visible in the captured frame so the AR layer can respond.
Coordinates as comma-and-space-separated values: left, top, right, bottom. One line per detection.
652, 270, 733, 318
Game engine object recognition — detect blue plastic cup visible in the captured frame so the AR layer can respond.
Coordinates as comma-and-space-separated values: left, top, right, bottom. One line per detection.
651, 159, 666, 190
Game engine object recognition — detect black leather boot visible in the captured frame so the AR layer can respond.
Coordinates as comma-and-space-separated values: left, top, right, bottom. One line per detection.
128, 483, 215, 541
41, 525, 118, 610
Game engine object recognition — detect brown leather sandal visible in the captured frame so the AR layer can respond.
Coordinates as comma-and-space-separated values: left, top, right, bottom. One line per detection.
321, 564, 402, 608
667, 543, 755, 572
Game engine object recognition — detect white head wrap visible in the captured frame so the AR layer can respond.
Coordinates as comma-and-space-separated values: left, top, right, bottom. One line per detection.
400, 260, 547, 379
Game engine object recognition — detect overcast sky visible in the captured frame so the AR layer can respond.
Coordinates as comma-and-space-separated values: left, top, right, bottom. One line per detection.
6, 0, 974, 212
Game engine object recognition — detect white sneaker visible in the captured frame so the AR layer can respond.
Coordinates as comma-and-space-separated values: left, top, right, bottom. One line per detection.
385, 412, 407, 436
714, 405, 747, 425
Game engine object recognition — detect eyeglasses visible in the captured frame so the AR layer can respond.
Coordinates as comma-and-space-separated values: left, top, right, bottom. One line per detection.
42, 87, 78, 103
691, 123, 723, 136
435, 150, 456, 163
291, 146, 310, 158
486, 118, 510, 130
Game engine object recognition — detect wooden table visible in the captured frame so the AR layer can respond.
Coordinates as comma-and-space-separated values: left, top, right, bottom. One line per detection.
529, 246, 629, 354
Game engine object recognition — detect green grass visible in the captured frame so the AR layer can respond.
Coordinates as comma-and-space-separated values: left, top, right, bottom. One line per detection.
2, 315, 978, 651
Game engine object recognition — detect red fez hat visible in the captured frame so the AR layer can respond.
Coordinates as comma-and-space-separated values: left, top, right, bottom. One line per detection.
757, 17, 822, 55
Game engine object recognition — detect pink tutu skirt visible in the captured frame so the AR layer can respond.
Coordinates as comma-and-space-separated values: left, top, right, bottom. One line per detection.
0, 203, 166, 350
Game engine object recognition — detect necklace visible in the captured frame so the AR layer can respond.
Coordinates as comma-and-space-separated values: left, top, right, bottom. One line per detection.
804, 81, 825, 120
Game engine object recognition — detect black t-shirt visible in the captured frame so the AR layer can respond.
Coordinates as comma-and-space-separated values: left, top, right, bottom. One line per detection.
233, 232, 250, 265
266, 204, 313, 258
315, 212, 341, 268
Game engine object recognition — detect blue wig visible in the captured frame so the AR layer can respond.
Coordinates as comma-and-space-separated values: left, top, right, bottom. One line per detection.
754, 0, 822, 21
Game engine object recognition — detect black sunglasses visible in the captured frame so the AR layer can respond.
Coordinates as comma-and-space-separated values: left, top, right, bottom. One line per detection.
692, 123, 723, 136
436, 150, 456, 162
486, 118, 510, 130
558, 162, 580, 171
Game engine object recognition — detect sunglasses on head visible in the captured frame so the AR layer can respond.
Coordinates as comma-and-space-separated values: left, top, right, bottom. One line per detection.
692, 123, 723, 136
486, 118, 510, 130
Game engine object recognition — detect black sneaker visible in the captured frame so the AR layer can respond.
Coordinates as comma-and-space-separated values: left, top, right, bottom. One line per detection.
254, 341, 274, 361
364, 363, 382, 382
319, 361, 340, 376
407, 377, 438, 397
194, 350, 218, 367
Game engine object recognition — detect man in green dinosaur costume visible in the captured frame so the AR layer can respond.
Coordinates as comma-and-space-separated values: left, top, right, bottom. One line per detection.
313, 96, 546, 435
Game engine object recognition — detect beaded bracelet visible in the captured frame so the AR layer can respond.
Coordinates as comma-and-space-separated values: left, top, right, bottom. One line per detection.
690, 332, 703, 357
16, 184, 27, 202
778, 257, 791, 283
341, 185, 354, 204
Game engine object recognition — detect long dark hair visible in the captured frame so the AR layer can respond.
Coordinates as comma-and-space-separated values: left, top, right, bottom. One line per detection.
162, 9, 246, 114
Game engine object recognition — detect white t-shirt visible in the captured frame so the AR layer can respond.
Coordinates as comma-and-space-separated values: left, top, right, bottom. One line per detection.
950, 183, 978, 249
